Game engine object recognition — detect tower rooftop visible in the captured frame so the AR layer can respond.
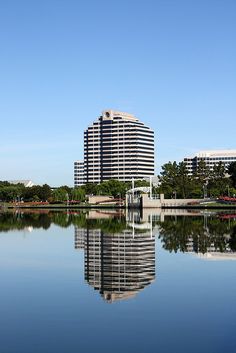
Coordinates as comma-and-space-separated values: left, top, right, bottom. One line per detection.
101, 109, 139, 122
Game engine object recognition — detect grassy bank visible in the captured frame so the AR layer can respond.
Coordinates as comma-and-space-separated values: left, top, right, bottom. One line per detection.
162, 202, 236, 210
2, 201, 236, 211
3, 202, 125, 210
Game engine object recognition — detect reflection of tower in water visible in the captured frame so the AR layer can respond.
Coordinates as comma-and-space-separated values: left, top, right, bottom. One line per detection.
74, 225, 155, 302
84, 229, 155, 303
74, 227, 86, 249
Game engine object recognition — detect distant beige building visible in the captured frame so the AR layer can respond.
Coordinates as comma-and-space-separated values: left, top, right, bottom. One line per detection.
184, 149, 236, 175
9, 180, 35, 187
74, 160, 84, 187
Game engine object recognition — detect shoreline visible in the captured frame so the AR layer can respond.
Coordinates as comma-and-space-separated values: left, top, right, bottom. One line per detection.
2, 204, 236, 211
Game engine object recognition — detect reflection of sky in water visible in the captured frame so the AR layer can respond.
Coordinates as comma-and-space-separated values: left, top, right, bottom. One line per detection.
0, 211, 236, 353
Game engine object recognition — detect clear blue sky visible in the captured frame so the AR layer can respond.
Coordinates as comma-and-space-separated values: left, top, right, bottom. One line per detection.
0, 0, 235, 186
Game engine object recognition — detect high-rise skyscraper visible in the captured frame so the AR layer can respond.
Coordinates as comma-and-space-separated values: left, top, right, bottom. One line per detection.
83, 110, 155, 183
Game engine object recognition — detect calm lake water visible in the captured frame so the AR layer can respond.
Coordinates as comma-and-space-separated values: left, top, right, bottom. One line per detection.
0, 208, 236, 353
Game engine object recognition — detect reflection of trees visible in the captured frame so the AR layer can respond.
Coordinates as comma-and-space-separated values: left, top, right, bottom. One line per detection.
158, 216, 236, 254
229, 226, 236, 251
0, 211, 127, 234
2, 211, 236, 255
72, 213, 127, 233
0, 212, 52, 232
53, 212, 70, 228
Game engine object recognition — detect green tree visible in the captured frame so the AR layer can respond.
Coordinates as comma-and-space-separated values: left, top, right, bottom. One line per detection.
0, 186, 21, 202
71, 187, 85, 202
190, 160, 211, 198
133, 179, 150, 188
177, 162, 192, 198
52, 188, 68, 202
22, 184, 52, 202
40, 184, 52, 201
228, 162, 236, 188
208, 162, 227, 196
83, 183, 99, 195
159, 161, 194, 198
59, 185, 72, 198
194, 160, 210, 183
98, 179, 127, 197
159, 161, 179, 198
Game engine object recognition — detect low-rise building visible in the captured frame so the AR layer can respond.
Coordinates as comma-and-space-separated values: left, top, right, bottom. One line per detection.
9, 180, 35, 187
74, 160, 84, 187
184, 149, 236, 175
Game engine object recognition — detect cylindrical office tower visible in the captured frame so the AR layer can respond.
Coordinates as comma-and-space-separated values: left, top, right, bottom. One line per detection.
84, 110, 155, 183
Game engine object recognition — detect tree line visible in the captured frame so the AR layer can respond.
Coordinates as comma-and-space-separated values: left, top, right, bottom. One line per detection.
158, 161, 236, 198
0, 161, 236, 202
0, 182, 81, 203
0, 179, 150, 203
